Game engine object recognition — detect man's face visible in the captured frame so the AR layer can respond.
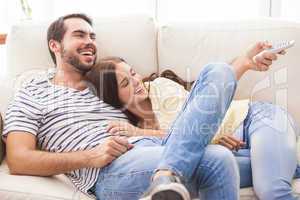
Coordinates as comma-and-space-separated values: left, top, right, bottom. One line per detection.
59, 18, 97, 74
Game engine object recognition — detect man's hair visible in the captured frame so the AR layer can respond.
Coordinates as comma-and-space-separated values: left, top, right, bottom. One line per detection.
47, 13, 93, 65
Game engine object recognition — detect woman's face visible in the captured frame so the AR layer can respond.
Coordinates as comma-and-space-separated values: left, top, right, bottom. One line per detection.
115, 62, 149, 107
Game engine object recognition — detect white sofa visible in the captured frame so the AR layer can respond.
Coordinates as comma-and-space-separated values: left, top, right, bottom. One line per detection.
0, 15, 300, 199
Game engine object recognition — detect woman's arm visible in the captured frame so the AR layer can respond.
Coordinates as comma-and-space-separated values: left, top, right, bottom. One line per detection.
106, 121, 166, 137
106, 121, 247, 151
212, 135, 245, 151
229, 41, 282, 80
138, 128, 166, 137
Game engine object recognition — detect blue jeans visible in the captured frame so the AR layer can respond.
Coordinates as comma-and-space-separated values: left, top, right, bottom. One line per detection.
94, 63, 239, 200
233, 101, 299, 200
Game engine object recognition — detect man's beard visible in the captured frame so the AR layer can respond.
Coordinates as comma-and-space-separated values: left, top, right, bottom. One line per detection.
61, 47, 97, 75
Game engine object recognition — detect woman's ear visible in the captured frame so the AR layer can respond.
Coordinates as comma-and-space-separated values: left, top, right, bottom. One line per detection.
48, 39, 61, 54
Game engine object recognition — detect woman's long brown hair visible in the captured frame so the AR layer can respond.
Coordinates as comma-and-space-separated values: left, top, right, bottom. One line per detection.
142, 70, 194, 91
85, 57, 194, 126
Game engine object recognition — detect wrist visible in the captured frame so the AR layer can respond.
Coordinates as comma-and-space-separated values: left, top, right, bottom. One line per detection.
230, 56, 252, 80
136, 127, 144, 136
235, 56, 253, 70
81, 149, 94, 168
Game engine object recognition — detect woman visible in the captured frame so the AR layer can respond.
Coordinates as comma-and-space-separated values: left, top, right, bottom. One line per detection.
86, 54, 300, 199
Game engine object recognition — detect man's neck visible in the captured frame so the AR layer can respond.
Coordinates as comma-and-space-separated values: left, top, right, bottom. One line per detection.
52, 63, 88, 91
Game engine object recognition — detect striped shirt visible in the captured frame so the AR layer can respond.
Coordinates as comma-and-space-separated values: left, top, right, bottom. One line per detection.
2, 69, 127, 195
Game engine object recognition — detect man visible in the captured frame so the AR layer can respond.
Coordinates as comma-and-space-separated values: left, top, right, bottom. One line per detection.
3, 13, 282, 200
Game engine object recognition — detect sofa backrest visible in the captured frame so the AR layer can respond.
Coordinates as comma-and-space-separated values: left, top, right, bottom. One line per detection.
158, 18, 300, 125
1, 15, 158, 113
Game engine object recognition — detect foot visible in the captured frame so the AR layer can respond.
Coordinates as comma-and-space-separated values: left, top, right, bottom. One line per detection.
139, 175, 191, 200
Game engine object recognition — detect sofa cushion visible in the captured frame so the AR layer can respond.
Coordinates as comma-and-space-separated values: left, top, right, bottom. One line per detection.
0, 159, 299, 200
0, 161, 93, 200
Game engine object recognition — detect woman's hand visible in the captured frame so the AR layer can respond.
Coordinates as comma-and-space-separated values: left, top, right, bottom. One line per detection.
214, 135, 245, 151
245, 41, 286, 71
231, 41, 286, 80
106, 120, 142, 137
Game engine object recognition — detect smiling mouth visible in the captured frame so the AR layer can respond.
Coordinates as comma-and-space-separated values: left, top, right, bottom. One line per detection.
135, 87, 144, 94
78, 47, 96, 57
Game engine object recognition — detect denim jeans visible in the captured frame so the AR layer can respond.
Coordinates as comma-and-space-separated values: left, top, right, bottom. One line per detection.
94, 63, 239, 200
233, 101, 300, 200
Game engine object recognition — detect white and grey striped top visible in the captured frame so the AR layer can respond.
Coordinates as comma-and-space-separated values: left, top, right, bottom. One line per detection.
3, 70, 128, 195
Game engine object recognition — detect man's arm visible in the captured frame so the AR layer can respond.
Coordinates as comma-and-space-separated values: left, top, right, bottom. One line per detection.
6, 131, 132, 176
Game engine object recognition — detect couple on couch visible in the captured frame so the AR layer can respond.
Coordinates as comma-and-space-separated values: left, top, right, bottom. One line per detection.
2, 13, 300, 200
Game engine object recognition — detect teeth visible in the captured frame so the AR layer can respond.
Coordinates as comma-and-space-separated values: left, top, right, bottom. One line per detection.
80, 51, 93, 56
135, 88, 142, 94
79, 48, 95, 56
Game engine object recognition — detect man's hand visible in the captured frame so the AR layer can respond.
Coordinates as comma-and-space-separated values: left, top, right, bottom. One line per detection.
215, 135, 245, 151
86, 136, 133, 168
106, 120, 142, 137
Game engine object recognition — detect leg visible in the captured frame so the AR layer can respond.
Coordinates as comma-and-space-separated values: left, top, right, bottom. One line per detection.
94, 139, 164, 200
150, 63, 239, 200
94, 142, 239, 200
158, 63, 238, 182
234, 151, 253, 188
244, 102, 298, 200
140, 63, 239, 200
190, 145, 240, 200
232, 124, 253, 188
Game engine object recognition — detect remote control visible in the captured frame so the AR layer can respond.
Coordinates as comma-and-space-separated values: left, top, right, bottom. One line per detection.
266, 40, 295, 54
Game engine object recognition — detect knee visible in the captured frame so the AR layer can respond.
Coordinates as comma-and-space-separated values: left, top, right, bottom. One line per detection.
196, 63, 237, 96
255, 186, 275, 200
249, 101, 277, 118
249, 101, 287, 121
206, 145, 238, 172
200, 63, 236, 84
249, 102, 297, 136
254, 182, 293, 200
205, 145, 240, 186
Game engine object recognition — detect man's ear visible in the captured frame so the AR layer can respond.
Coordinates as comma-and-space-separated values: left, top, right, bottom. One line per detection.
48, 39, 61, 53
